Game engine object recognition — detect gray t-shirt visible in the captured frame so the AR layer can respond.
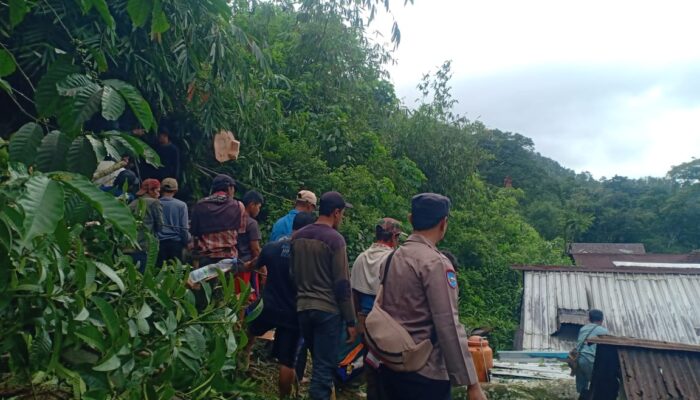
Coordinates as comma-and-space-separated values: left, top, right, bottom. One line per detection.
236, 217, 261, 262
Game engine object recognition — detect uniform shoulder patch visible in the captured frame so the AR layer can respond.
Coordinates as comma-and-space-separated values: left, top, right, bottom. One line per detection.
446, 270, 458, 289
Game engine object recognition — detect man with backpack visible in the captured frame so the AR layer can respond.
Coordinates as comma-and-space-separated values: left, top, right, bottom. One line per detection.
365, 193, 486, 400
574, 309, 608, 400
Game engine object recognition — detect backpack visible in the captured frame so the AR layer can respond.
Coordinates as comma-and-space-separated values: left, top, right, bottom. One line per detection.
364, 251, 435, 372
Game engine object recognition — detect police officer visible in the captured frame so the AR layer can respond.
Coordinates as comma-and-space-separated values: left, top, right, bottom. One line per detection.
377, 193, 486, 400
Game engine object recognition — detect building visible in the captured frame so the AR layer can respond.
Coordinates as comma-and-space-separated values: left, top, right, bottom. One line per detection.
513, 265, 700, 351
588, 335, 700, 400
567, 243, 646, 256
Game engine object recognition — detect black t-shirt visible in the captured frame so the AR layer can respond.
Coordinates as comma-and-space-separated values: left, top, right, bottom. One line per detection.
255, 239, 297, 328
155, 142, 179, 180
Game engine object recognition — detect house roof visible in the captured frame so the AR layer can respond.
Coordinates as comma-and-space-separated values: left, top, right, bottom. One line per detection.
572, 252, 700, 268
589, 336, 700, 400
514, 266, 700, 351
567, 242, 646, 255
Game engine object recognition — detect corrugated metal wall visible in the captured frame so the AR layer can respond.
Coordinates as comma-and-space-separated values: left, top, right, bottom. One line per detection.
520, 271, 700, 350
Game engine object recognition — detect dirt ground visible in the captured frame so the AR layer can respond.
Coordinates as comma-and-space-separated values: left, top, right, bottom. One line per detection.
245, 342, 578, 400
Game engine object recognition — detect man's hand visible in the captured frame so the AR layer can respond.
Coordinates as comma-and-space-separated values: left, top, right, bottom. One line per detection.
345, 326, 357, 344
467, 383, 487, 400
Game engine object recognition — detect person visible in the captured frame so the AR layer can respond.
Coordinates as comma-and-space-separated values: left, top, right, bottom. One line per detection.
376, 193, 486, 400
575, 309, 609, 400
270, 190, 317, 241
157, 178, 189, 265
154, 127, 180, 180
236, 190, 265, 298
128, 178, 163, 271
190, 174, 246, 266
109, 169, 139, 202
292, 191, 356, 399
247, 211, 317, 398
350, 217, 402, 400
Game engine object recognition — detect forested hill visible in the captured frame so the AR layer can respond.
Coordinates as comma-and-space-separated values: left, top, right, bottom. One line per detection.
472, 128, 700, 253
2, 3, 699, 395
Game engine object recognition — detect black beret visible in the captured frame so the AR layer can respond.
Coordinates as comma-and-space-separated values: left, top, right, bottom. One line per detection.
411, 193, 451, 230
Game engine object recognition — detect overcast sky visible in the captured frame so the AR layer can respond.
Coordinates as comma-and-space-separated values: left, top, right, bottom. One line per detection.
374, 0, 700, 178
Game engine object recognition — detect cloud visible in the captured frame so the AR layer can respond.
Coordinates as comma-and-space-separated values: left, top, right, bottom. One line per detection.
373, 0, 700, 178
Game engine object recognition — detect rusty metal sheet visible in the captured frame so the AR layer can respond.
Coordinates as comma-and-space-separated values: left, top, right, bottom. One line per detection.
617, 347, 700, 399
568, 243, 646, 255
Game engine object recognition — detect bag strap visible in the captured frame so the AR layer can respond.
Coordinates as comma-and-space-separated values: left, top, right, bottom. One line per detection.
576, 325, 600, 352
381, 250, 398, 286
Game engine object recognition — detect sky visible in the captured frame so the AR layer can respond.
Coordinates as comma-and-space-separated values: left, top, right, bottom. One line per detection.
372, 0, 700, 178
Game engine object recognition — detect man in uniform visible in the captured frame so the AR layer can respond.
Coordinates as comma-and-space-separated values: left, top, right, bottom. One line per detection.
377, 193, 486, 400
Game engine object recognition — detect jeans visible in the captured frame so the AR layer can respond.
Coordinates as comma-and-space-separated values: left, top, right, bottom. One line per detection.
157, 239, 184, 266
576, 356, 594, 395
130, 252, 148, 273
298, 310, 343, 400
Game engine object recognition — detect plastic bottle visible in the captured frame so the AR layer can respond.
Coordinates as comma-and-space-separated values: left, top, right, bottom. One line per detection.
189, 258, 239, 283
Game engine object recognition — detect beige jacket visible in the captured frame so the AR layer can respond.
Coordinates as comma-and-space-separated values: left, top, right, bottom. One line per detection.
379, 233, 478, 386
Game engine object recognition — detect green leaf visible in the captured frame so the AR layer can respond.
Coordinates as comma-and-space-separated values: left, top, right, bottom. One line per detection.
17, 176, 65, 245
89, 0, 115, 28
36, 131, 70, 172
57, 74, 102, 131
75, 325, 106, 353
91, 297, 121, 339
150, 0, 170, 35
9, 122, 43, 166
0, 49, 16, 77
184, 326, 206, 355
115, 133, 161, 167
35, 57, 79, 118
9, 0, 29, 28
74, 308, 90, 321
0, 78, 11, 95
127, 0, 152, 28
56, 173, 137, 240
244, 298, 264, 323
103, 79, 155, 131
95, 261, 125, 293
136, 302, 152, 319
92, 354, 121, 371
66, 136, 98, 177
101, 86, 126, 121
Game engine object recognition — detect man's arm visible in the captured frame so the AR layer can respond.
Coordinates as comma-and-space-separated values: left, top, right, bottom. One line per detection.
423, 256, 479, 387
330, 243, 356, 343
179, 203, 190, 244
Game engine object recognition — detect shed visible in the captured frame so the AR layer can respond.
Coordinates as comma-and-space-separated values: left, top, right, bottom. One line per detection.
572, 252, 700, 268
512, 265, 700, 351
588, 336, 700, 400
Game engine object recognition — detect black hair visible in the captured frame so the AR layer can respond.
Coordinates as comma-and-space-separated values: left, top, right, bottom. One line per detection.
242, 190, 264, 207
589, 309, 604, 323
441, 250, 459, 269
375, 225, 395, 242
293, 212, 317, 231
159, 126, 170, 136
318, 203, 337, 217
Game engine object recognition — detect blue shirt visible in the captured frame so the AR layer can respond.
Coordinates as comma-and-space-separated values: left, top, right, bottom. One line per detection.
576, 323, 608, 362
158, 196, 189, 243
270, 209, 299, 242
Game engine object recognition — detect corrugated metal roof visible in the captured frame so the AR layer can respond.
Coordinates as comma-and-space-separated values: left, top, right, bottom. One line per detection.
573, 252, 700, 268
515, 268, 700, 351
568, 243, 646, 255
589, 336, 700, 400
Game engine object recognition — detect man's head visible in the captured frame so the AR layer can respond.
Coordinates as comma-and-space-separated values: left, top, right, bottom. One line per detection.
292, 211, 317, 233
161, 177, 178, 197
375, 217, 402, 248
242, 190, 264, 218
158, 127, 171, 145
294, 190, 317, 212
137, 178, 161, 199
409, 193, 451, 242
113, 170, 139, 194
318, 191, 353, 229
211, 174, 236, 197
589, 309, 604, 324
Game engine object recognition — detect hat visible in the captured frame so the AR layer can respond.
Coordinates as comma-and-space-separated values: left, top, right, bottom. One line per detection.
296, 190, 317, 205
136, 178, 161, 196
211, 174, 236, 192
411, 193, 451, 230
377, 217, 402, 235
113, 170, 139, 189
319, 191, 353, 215
161, 177, 178, 192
